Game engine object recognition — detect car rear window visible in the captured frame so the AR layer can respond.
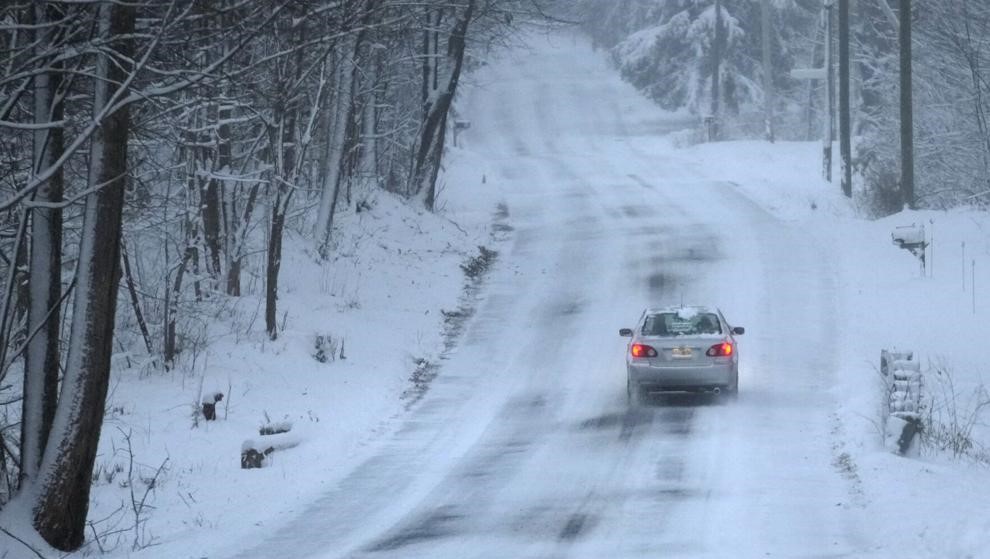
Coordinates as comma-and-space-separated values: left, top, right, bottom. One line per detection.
642, 312, 721, 337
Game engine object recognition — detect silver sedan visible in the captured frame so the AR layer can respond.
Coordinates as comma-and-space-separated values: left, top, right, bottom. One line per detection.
620, 306, 743, 404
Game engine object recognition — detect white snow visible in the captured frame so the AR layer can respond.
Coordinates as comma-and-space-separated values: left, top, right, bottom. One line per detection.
241, 433, 302, 454
674, 307, 700, 320
3, 31, 990, 559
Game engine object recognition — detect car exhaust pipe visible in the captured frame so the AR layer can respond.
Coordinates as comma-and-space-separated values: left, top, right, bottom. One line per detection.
712, 387, 721, 396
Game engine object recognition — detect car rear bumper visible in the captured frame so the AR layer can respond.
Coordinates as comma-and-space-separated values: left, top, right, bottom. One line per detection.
627, 362, 735, 392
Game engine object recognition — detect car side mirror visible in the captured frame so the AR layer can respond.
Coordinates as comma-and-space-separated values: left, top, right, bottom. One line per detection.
619, 328, 633, 337
732, 326, 745, 335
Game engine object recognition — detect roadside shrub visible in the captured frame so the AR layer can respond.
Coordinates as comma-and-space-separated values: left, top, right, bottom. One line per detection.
922, 360, 990, 463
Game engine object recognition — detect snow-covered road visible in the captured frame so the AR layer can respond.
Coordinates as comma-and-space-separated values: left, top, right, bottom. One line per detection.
228, 35, 877, 559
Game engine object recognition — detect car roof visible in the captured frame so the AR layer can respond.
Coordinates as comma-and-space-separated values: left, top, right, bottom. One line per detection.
644, 305, 717, 315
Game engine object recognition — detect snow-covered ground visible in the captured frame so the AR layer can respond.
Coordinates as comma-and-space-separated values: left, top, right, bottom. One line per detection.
3, 31, 990, 559
683, 138, 990, 558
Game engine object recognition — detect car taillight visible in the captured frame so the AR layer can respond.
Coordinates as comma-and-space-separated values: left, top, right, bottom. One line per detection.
631, 344, 658, 358
706, 342, 733, 357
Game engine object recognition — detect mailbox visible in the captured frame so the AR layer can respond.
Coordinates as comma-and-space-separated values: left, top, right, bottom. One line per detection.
891, 223, 927, 273
452, 120, 471, 146
892, 224, 925, 248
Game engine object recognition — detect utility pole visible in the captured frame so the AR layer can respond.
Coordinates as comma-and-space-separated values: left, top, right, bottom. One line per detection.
899, 0, 915, 209
709, 0, 723, 141
824, 0, 834, 181
838, 0, 852, 197
762, 0, 775, 143
790, 1, 833, 179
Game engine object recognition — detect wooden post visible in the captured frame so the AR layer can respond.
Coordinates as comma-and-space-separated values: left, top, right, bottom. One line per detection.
201, 392, 223, 421
838, 0, 852, 197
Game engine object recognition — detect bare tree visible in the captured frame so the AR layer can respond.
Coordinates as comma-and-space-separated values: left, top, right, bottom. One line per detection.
21, 0, 64, 486
264, 7, 335, 338
0, 0, 548, 547
410, 0, 476, 210
315, 25, 365, 259
30, 1, 136, 549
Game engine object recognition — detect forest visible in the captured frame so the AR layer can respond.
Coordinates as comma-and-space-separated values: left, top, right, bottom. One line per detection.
578, 0, 990, 214
0, 0, 549, 551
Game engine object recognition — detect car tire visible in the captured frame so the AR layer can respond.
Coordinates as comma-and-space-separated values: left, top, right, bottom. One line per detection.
627, 378, 643, 407
727, 373, 739, 400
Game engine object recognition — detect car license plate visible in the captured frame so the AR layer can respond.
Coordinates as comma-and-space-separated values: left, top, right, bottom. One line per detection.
672, 346, 692, 358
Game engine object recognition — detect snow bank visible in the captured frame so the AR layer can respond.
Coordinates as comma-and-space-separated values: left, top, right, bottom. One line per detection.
676, 134, 990, 559
71, 186, 496, 557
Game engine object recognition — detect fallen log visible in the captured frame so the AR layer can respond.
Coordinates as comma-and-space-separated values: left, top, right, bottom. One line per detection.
240, 432, 302, 469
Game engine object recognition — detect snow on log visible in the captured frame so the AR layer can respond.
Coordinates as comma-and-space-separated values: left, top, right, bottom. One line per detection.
259, 421, 293, 436
240, 432, 302, 469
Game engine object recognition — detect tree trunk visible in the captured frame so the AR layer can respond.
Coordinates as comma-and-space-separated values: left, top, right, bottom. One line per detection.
217, 10, 241, 297
358, 46, 380, 182
32, 2, 136, 550
22, 0, 64, 486
122, 242, 153, 357
761, 0, 774, 143
409, 0, 475, 211
225, 180, 261, 297
266, 14, 331, 337
201, 174, 223, 283
898, 0, 914, 209
216, 102, 234, 293
265, 194, 287, 339
315, 33, 361, 258
422, 9, 442, 120
164, 227, 196, 369
226, 257, 241, 296
853, 0, 896, 135
959, 11, 990, 174
350, 47, 382, 203
265, 92, 299, 339
13, 223, 29, 348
